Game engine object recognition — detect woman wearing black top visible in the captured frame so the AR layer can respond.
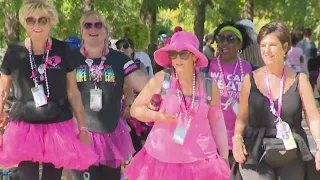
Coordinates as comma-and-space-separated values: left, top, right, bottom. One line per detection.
0, 1, 97, 180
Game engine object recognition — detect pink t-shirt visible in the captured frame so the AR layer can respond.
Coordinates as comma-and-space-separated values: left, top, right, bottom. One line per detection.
144, 74, 218, 163
285, 47, 303, 66
208, 58, 252, 149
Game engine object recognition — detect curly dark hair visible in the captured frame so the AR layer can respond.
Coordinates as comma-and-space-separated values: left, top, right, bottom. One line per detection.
213, 21, 252, 50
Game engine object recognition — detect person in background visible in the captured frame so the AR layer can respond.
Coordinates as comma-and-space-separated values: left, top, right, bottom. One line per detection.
65, 36, 82, 49
208, 21, 252, 166
201, 34, 215, 74
237, 19, 264, 70
285, 35, 304, 72
307, 48, 320, 94
297, 28, 317, 76
116, 37, 149, 154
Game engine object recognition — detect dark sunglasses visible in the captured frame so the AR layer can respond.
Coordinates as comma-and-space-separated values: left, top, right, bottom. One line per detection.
84, 22, 103, 29
168, 50, 190, 60
215, 34, 238, 44
116, 43, 130, 50
25, 17, 49, 26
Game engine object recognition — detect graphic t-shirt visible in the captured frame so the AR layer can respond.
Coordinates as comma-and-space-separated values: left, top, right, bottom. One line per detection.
208, 58, 252, 149
74, 48, 138, 133
0, 38, 75, 123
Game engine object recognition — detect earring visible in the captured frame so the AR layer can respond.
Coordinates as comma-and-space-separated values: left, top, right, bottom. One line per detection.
238, 49, 243, 53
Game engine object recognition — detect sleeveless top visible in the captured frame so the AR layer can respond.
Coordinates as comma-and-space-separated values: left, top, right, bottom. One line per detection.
244, 72, 312, 165
248, 72, 303, 130
144, 73, 218, 163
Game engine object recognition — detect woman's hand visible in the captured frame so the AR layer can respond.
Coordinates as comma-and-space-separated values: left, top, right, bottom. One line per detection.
155, 108, 176, 123
0, 112, 8, 129
78, 129, 91, 146
232, 137, 248, 164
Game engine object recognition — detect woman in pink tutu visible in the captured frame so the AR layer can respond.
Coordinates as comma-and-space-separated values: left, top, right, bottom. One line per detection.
0, 1, 98, 180
125, 31, 230, 180
70, 11, 149, 180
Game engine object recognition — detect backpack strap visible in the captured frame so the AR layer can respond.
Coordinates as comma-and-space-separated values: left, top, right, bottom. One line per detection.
160, 68, 172, 96
204, 75, 212, 105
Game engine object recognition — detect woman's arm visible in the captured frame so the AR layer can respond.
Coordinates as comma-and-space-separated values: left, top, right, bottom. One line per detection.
123, 83, 134, 118
124, 70, 150, 92
234, 74, 251, 136
66, 70, 86, 128
299, 73, 320, 145
208, 79, 228, 159
0, 74, 12, 128
130, 71, 165, 122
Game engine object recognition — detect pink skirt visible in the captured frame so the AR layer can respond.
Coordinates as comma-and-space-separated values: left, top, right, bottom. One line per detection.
88, 119, 135, 168
124, 148, 230, 180
0, 119, 98, 170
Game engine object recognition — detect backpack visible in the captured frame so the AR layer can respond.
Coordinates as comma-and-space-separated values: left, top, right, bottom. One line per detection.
159, 68, 212, 105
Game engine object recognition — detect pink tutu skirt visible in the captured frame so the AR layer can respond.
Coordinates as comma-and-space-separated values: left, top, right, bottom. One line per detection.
124, 148, 230, 180
88, 119, 135, 168
0, 119, 98, 170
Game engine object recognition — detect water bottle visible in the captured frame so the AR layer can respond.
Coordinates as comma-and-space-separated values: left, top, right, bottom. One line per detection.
148, 94, 162, 111
2, 169, 9, 180
146, 94, 162, 126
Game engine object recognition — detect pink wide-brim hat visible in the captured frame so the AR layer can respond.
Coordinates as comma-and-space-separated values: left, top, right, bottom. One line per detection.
154, 31, 208, 70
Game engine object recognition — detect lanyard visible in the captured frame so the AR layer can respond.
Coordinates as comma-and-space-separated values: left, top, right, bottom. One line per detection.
27, 38, 51, 97
264, 68, 285, 120
217, 57, 243, 94
83, 43, 107, 88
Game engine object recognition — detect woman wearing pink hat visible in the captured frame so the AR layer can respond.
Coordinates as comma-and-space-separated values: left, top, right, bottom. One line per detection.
124, 31, 230, 180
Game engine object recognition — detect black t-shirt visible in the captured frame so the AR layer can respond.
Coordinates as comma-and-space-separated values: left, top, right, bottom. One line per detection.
74, 48, 138, 133
0, 38, 75, 123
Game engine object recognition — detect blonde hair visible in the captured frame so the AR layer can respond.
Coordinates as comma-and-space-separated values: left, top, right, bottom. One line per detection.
19, 0, 59, 28
80, 11, 110, 36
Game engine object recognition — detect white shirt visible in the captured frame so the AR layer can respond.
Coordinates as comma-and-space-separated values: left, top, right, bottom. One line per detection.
134, 51, 154, 76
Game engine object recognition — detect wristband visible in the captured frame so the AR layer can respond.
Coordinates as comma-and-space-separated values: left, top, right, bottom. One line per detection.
79, 127, 89, 132
232, 134, 244, 143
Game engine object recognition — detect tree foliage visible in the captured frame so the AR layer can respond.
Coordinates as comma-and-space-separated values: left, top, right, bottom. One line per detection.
0, 0, 320, 47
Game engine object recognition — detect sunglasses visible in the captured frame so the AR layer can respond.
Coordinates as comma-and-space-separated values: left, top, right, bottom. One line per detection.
215, 34, 238, 44
25, 17, 49, 26
83, 22, 103, 29
168, 50, 190, 60
116, 43, 130, 50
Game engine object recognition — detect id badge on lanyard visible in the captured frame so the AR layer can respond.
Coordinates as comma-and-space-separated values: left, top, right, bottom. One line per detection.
265, 68, 297, 150
31, 84, 48, 107
173, 114, 191, 145
90, 88, 102, 111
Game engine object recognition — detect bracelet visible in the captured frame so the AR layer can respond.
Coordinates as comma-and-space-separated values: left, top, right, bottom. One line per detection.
79, 127, 89, 132
232, 134, 244, 143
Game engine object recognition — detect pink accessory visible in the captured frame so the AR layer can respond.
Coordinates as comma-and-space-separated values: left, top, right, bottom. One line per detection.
27, 38, 52, 98
83, 40, 108, 88
154, 31, 208, 70
264, 67, 285, 120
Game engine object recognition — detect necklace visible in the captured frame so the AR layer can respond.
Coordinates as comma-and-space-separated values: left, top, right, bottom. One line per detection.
217, 56, 244, 92
83, 41, 108, 88
27, 38, 52, 98
175, 70, 196, 127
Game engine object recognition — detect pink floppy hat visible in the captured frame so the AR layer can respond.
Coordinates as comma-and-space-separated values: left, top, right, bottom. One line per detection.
154, 31, 208, 70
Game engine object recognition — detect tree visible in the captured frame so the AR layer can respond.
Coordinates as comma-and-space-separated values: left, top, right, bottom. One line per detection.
82, 0, 94, 12
242, 0, 253, 21
3, 0, 22, 45
193, 0, 213, 51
